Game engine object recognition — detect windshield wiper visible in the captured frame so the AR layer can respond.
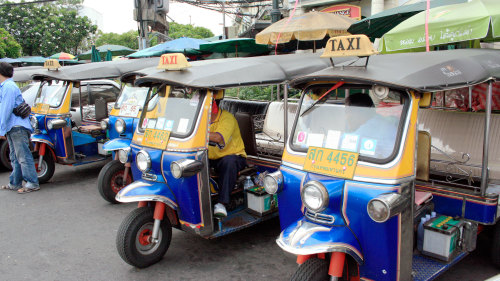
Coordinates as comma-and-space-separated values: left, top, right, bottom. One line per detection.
300, 82, 345, 117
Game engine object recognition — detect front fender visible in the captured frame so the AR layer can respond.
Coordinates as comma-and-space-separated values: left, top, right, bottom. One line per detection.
277, 219, 364, 264
116, 179, 178, 211
103, 138, 131, 151
31, 133, 55, 150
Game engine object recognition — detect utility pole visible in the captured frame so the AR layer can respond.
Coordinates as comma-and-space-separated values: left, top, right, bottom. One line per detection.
222, 0, 226, 39
271, 0, 281, 23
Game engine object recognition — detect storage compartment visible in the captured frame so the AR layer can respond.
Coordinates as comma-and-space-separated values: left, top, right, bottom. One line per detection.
422, 216, 464, 261
246, 186, 277, 216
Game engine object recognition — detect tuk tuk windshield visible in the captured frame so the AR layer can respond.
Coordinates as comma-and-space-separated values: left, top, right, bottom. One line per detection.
33, 81, 68, 108
138, 86, 204, 138
291, 85, 409, 163
115, 84, 152, 110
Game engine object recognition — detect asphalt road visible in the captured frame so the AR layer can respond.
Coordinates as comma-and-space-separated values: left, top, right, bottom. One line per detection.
0, 162, 498, 281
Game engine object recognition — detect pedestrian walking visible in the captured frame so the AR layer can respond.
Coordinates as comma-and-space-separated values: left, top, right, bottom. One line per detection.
0, 62, 40, 194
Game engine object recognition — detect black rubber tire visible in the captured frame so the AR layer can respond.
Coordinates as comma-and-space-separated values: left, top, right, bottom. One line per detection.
97, 160, 132, 204
34, 151, 55, 184
116, 207, 172, 268
0, 141, 12, 170
492, 222, 500, 268
290, 258, 329, 281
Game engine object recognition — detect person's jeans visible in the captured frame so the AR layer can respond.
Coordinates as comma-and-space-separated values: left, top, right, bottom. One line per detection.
209, 155, 247, 205
6, 126, 39, 189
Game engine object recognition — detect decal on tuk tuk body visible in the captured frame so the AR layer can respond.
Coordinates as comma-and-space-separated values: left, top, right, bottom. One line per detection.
141, 129, 170, 150
303, 147, 358, 179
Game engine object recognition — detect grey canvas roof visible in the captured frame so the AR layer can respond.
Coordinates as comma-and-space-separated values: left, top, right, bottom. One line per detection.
12, 66, 43, 82
291, 49, 500, 92
135, 53, 353, 89
31, 58, 158, 82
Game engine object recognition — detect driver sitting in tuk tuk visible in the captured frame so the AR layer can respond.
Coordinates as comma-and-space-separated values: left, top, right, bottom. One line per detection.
209, 90, 247, 217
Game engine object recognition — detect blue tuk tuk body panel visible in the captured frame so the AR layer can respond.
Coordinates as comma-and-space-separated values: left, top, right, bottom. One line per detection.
278, 164, 404, 280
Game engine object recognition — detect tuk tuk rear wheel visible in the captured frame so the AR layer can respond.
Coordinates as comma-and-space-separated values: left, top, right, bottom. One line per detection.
291, 258, 329, 281
116, 206, 172, 268
492, 222, 500, 268
97, 160, 132, 204
0, 141, 12, 170
34, 151, 55, 184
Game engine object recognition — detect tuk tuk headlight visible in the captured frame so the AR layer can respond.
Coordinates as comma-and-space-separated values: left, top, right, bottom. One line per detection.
100, 118, 109, 130
115, 118, 126, 134
367, 193, 406, 223
30, 116, 38, 129
47, 119, 66, 130
301, 181, 329, 213
263, 171, 283, 194
136, 150, 151, 172
170, 158, 203, 179
118, 148, 130, 164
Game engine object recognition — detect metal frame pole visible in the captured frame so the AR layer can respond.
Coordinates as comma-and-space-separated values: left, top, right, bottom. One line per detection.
480, 81, 492, 195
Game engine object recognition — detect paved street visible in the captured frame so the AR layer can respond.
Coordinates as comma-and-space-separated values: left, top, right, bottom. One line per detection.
0, 162, 498, 281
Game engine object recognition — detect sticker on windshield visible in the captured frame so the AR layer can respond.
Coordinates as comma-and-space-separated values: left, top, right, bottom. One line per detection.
142, 118, 148, 128
177, 118, 189, 133
156, 118, 166, 130
325, 130, 341, 149
147, 119, 157, 129
296, 131, 307, 146
120, 104, 140, 117
340, 134, 359, 152
360, 138, 377, 156
164, 120, 174, 131
307, 133, 324, 147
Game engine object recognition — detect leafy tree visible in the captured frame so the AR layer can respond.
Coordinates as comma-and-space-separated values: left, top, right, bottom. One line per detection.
0, 1, 96, 56
96, 30, 139, 50
168, 22, 213, 39
226, 86, 301, 101
0, 28, 21, 58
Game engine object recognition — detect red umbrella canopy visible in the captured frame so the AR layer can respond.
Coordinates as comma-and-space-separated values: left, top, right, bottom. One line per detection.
49, 52, 76, 60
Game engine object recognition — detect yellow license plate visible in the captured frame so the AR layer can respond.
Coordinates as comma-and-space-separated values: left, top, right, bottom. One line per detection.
303, 147, 359, 179
141, 129, 170, 150
37, 104, 50, 114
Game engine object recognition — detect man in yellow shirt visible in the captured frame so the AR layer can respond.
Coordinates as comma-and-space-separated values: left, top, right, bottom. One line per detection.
209, 91, 247, 217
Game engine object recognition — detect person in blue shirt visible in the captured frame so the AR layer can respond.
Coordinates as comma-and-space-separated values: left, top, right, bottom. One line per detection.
0, 62, 39, 193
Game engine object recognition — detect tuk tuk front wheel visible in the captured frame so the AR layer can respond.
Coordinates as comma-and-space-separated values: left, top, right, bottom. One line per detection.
97, 160, 132, 204
116, 207, 172, 268
291, 258, 329, 281
492, 222, 500, 268
34, 151, 55, 184
0, 141, 12, 170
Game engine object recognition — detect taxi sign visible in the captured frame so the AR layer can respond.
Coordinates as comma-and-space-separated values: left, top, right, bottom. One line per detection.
157, 53, 191, 71
44, 59, 62, 70
303, 147, 359, 179
141, 129, 170, 150
321, 35, 378, 58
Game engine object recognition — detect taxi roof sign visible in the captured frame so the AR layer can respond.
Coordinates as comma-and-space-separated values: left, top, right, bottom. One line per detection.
157, 53, 191, 71
321, 35, 378, 58
44, 59, 62, 71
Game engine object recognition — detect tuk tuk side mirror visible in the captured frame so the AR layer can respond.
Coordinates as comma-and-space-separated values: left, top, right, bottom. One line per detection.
74, 82, 80, 88
419, 92, 432, 108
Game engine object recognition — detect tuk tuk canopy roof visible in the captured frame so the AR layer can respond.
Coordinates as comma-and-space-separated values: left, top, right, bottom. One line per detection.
31, 58, 158, 82
135, 53, 352, 89
291, 49, 500, 92
12, 66, 44, 82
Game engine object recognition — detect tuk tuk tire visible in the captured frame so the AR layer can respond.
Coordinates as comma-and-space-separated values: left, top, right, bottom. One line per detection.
492, 222, 500, 268
116, 206, 172, 268
34, 151, 55, 184
290, 258, 329, 281
0, 141, 12, 170
97, 160, 132, 204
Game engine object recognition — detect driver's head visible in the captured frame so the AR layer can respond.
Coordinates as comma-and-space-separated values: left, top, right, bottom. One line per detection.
212, 90, 224, 115
345, 93, 375, 131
